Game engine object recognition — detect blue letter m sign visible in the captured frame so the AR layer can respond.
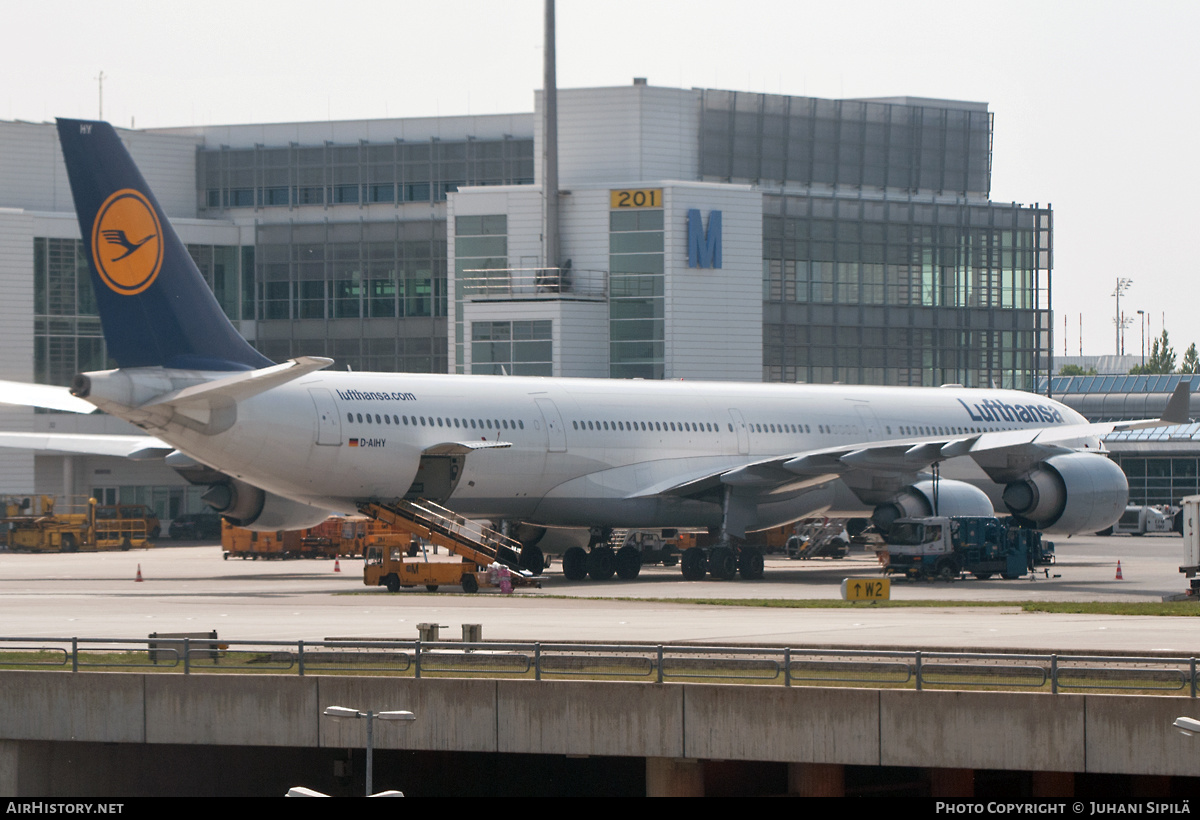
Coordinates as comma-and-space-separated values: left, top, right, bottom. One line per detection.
687, 209, 722, 268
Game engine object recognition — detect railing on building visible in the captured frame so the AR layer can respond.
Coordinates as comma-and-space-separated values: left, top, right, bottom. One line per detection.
459, 267, 607, 300
0, 636, 1196, 697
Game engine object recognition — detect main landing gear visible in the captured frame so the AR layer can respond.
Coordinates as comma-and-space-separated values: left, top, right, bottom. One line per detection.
680, 544, 763, 581
562, 527, 646, 582
559, 503, 768, 582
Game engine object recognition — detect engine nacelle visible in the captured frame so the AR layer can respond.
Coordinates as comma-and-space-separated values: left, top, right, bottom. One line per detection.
872, 479, 994, 532
1002, 452, 1127, 534
201, 479, 331, 531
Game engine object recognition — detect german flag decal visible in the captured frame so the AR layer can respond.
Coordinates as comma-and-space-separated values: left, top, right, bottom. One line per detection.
349, 439, 359, 447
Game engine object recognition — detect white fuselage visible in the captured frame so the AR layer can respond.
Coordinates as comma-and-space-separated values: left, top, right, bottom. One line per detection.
130, 371, 1093, 530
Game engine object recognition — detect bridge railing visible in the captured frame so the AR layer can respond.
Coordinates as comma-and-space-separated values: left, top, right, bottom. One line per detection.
0, 636, 1196, 697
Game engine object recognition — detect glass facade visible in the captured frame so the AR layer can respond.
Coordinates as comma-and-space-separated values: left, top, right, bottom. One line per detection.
1110, 454, 1199, 507
198, 138, 534, 213
254, 220, 447, 372
471, 320, 553, 377
696, 88, 1048, 389
762, 195, 1051, 388
453, 214, 508, 373
609, 208, 665, 379
700, 90, 992, 195
32, 238, 106, 387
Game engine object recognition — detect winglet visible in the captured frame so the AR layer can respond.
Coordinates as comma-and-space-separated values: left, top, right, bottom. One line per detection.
1162, 381, 1192, 425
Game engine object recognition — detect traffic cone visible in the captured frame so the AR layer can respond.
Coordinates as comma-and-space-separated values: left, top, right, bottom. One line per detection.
1115, 560, 1124, 580
334, 557, 341, 573
135, 564, 143, 582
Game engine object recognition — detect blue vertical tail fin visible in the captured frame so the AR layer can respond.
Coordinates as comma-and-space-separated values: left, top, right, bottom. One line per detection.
56, 118, 272, 371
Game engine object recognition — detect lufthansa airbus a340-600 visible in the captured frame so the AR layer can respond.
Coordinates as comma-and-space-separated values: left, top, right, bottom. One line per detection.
0, 119, 1189, 581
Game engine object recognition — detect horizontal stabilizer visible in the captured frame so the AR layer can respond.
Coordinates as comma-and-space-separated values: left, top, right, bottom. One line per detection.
0, 380, 98, 414
0, 432, 170, 458
140, 357, 333, 408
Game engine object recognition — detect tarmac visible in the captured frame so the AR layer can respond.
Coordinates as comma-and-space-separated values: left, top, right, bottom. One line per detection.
0, 532, 1195, 654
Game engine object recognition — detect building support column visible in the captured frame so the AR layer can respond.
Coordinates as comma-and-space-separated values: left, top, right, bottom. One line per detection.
788, 762, 845, 796
930, 767, 975, 797
646, 757, 704, 797
0, 740, 18, 795
1031, 771, 1074, 798
62, 455, 75, 500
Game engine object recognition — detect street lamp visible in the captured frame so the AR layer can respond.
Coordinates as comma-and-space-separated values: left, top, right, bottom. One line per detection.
324, 705, 416, 796
1174, 717, 1200, 737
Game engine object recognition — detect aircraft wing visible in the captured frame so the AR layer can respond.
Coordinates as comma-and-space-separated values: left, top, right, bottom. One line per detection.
637, 382, 1192, 500
0, 380, 98, 414
0, 432, 172, 459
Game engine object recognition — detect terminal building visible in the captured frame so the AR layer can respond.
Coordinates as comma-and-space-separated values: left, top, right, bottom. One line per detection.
0, 82, 1054, 521
1042, 372, 1200, 507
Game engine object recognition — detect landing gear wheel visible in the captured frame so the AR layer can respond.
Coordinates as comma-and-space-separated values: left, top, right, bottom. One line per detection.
562, 546, 588, 580
738, 547, 765, 580
385, 574, 400, 593
681, 548, 707, 580
121, 537, 133, 552
519, 544, 546, 574
973, 572, 994, 580
709, 547, 738, 580
587, 546, 616, 581
461, 573, 479, 594
497, 545, 520, 568
616, 545, 642, 580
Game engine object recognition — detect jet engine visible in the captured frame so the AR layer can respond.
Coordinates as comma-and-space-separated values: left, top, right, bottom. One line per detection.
871, 479, 993, 532
201, 479, 332, 531
1001, 452, 1127, 534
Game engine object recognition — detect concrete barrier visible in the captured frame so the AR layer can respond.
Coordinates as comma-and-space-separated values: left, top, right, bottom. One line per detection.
498, 680, 684, 758
319, 677, 498, 752
145, 674, 318, 747
0, 672, 144, 744
881, 690, 1087, 772
1085, 693, 1200, 777
2, 670, 1200, 779
683, 686, 880, 765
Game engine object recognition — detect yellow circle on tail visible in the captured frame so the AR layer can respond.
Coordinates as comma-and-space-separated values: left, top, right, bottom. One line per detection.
90, 188, 163, 295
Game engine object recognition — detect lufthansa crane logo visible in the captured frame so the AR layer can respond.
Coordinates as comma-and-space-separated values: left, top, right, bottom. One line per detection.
90, 188, 163, 295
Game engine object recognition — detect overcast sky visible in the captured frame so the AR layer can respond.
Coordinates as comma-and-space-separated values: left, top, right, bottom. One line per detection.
3, 0, 1196, 360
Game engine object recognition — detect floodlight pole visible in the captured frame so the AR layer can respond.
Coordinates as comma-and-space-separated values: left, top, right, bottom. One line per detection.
1138, 310, 1146, 367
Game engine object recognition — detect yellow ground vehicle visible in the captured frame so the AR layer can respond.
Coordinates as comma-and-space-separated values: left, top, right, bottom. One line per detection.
364, 534, 485, 593
3, 495, 151, 552
363, 533, 539, 593
221, 520, 302, 559
94, 504, 161, 540
221, 516, 405, 560
300, 516, 397, 559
